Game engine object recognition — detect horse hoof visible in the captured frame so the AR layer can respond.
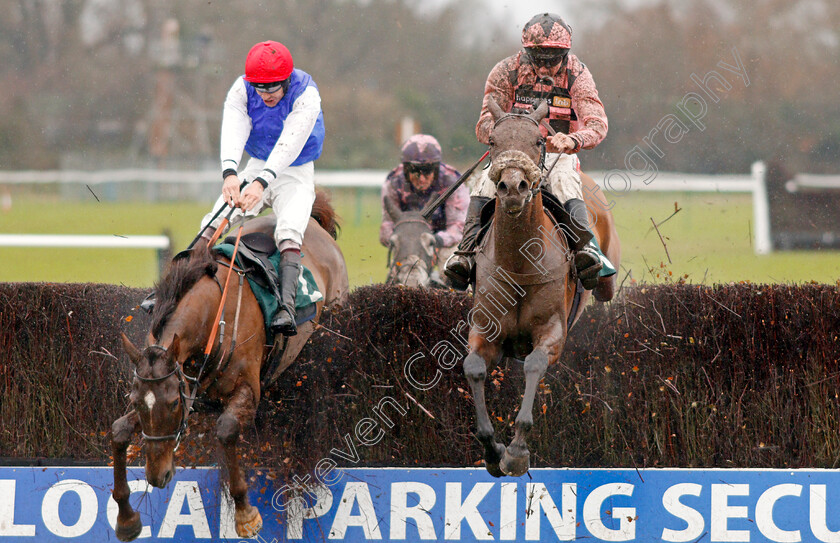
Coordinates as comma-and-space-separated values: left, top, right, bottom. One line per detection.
484, 461, 505, 478
235, 505, 263, 538
500, 448, 530, 477
593, 277, 615, 302
115, 512, 142, 541
481, 441, 506, 477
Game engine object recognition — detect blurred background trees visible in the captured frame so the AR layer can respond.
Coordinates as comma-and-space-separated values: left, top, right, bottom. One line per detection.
1, 0, 838, 174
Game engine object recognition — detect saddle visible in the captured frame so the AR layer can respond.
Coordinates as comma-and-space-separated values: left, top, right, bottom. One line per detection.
221, 232, 280, 292
215, 233, 319, 338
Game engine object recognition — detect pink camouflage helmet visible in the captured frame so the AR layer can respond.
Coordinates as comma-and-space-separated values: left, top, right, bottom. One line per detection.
401, 134, 442, 165
521, 13, 572, 49
521, 13, 572, 68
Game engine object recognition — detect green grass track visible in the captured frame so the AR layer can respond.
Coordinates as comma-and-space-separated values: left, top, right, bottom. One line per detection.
0, 189, 837, 288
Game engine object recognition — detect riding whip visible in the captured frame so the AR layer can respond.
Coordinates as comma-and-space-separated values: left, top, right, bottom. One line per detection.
421, 149, 490, 221
188, 179, 250, 249
187, 203, 229, 250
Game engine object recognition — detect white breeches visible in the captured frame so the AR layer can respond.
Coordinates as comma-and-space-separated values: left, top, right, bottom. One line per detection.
201, 159, 316, 246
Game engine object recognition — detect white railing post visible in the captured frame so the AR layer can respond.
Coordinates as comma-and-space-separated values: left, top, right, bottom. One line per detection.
0, 234, 172, 279
751, 161, 772, 255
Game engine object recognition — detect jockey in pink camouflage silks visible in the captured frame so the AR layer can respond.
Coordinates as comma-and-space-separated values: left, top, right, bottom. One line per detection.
380, 134, 468, 273
445, 13, 616, 291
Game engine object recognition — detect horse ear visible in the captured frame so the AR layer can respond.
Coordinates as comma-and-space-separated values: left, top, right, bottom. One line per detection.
121, 333, 141, 366
530, 100, 550, 123
420, 232, 436, 259
169, 334, 181, 367
487, 97, 504, 121
384, 195, 402, 222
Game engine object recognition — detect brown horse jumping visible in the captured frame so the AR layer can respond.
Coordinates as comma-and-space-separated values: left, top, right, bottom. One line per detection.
111, 192, 348, 540
463, 98, 620, 477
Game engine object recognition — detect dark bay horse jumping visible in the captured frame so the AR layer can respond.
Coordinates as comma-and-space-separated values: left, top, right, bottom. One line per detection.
111, 192, 348, 540
463, 98, 620, 477
383, 196, 439, 287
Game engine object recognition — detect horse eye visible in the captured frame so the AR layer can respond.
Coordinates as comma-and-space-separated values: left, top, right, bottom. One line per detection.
169, 399, 179, 411
488, 136, 495, 146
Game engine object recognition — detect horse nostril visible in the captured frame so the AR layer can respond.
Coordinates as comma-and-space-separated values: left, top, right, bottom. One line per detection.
498, 181, 508, 195
518, 180, 529, 193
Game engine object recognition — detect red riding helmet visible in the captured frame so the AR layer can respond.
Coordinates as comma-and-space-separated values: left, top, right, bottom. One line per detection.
400, 134, 442, 164
521, 13, 572, 49
244, 41, 294, 83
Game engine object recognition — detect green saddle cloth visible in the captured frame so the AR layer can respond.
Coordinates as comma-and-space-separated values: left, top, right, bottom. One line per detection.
213, 244, 322, 334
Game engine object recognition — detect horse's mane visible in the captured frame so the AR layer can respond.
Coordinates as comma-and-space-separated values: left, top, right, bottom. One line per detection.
150, 243, 218, 339
311, 188, 340, 239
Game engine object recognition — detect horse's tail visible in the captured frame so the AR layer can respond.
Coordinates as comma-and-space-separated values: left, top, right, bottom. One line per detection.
311, 187, 340, 239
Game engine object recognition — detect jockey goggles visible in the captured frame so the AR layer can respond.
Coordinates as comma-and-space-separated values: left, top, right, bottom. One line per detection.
404, 162, 439, 176
250, 79, 288, 94
524, 46, 569, 67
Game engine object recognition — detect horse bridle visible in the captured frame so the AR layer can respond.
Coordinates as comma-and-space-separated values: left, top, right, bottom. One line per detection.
133, 344, 203, 451
133, 240, 247, 451
491, 113, 549, 202
386, 217, 436, 282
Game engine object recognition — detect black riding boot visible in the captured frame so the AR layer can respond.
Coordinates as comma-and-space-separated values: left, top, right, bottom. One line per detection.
270, 250, 301, 336
444, 196, 490, 289
563, 198, 602, 290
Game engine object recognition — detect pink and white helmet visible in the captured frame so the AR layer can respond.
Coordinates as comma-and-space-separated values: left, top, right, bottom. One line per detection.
521, 13, 572, 49
400, 134, 442, 164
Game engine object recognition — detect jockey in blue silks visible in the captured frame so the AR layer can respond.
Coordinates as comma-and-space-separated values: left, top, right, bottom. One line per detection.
200, 40, 325, 336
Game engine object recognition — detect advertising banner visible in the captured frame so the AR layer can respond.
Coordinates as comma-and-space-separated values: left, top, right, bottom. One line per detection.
2, 466, 840, 542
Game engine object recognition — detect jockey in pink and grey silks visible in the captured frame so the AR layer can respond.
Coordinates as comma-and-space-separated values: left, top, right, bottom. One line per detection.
380, 134, 468, 269
379, 163, 467, 247
475, 52, 607, 156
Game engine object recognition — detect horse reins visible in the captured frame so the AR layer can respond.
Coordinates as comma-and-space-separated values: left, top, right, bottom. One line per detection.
187, 220, 246, 410
206, 207, 236, 247
135, 214, 247, 451
492, 111, 561, 200
205, 223, 244, 353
